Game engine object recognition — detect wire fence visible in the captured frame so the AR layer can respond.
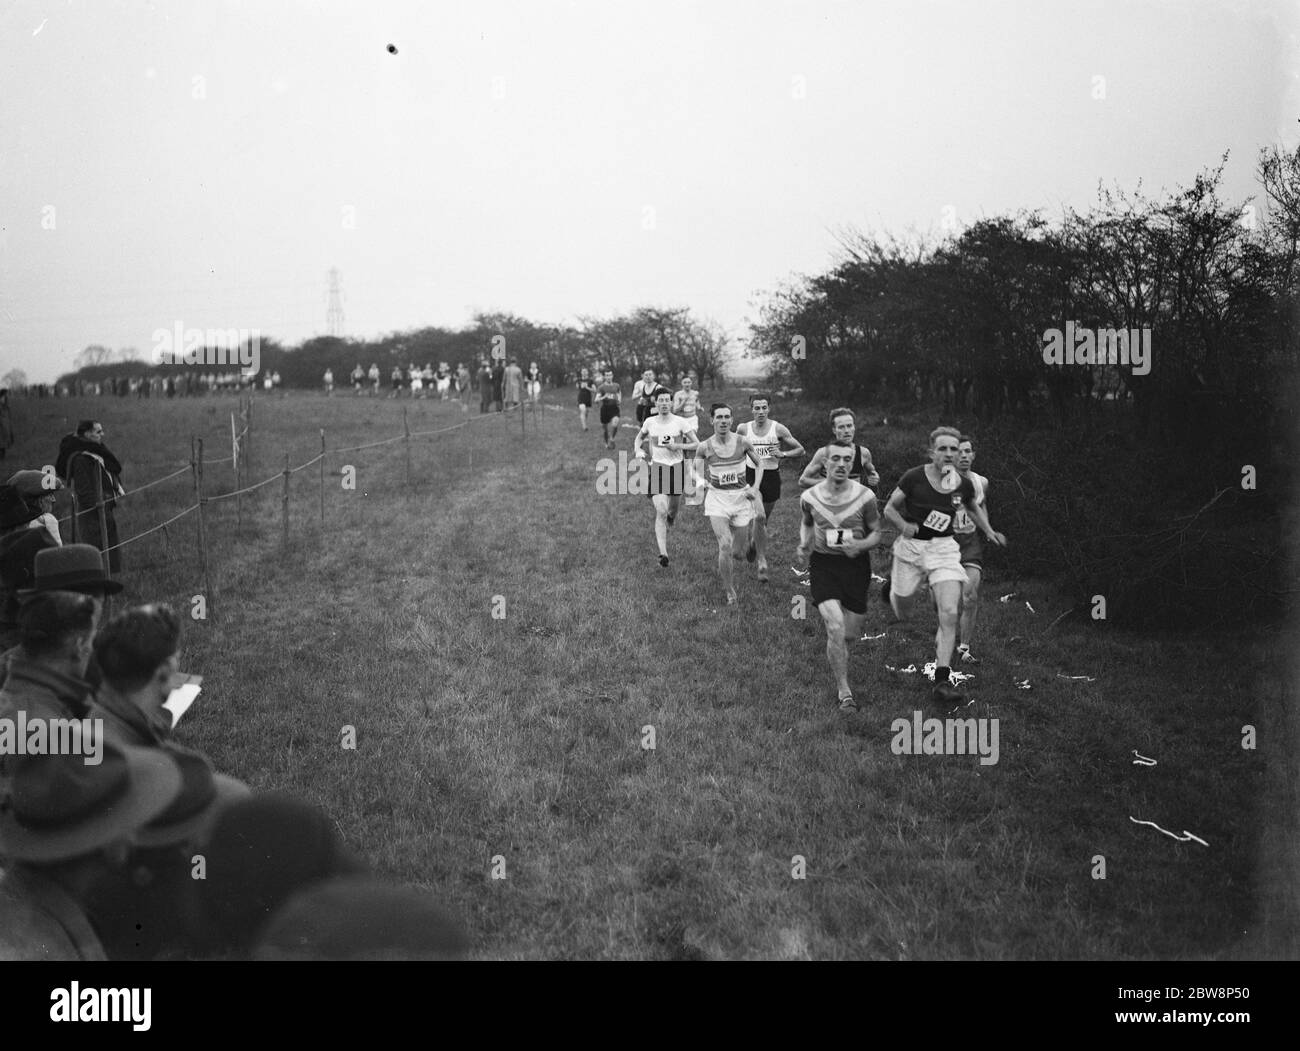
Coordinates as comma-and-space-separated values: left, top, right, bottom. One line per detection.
54, 393, 551, 616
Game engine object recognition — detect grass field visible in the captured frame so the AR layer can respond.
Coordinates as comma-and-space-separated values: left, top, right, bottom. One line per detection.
3, 390, 1295, 959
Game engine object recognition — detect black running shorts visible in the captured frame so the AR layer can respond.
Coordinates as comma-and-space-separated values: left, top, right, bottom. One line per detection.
810, 551, 871, 615
599, 402, 619, 424
744, 465, 782, 505
956, 530, 984, 570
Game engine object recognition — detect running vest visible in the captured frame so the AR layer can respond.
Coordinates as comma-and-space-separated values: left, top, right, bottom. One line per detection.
674, 388, 700, 416
800, 481, 877, 555
896, 466, 976, 541
642, 414, 689, 465
737, 420, 783, 468
951, 472, 987, 534
699, 435, 751, 490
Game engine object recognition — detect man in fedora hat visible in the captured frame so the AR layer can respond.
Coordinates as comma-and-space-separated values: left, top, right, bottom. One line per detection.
0, 742, 181, 960
0, 545, 121, 691
0, 485, 59, 651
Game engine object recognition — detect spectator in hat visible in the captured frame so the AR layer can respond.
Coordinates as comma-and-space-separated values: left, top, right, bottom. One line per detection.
0, 742, 182, 961
188, 792, 367, 958
503, 358, 524, 410
0, 544, 122, 690
79, 745, 249, 960
55, 421, 124, 573
252, 875, 469, 960
89, 603, 182, 747
6, 468, 66, 546
0, 485, 58, 651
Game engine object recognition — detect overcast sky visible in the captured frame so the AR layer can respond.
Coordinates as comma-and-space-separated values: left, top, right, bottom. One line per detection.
2, 0, 1296, 382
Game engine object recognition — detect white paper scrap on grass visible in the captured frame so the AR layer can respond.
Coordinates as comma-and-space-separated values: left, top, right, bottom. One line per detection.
1014, 678, 1032, 690
922, 661, 973, 685
999, 593, 1018, 603
163, 674, 203, 728
860, 632, 887, 641
1025, 601, 1036, 613
1132, 751, 1157, 766
1058, 674, 1097, 682
1129, 816, 1208, 847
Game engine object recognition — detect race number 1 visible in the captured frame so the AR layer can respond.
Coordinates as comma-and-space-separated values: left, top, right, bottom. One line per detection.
825, 529, 851, 547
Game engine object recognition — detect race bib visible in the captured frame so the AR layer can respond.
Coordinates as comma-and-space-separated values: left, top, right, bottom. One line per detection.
921, 510, 952, 533
953, 507, 973, 532
757, 444, 779, 460
825, 528, 855, 547
710, 465, 740, 486
659, 433, 673, 446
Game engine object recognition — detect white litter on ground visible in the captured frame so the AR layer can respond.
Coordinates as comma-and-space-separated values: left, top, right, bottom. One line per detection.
1129, 816, 1208, 847
1025, 601, 1036, 614
1058, 674, 1097, 682
922, 661, 973, 685
999, 593, 1018, 603
1132, 751, 1157, 767
860, 632, 887, 641
1014, 678, 1032, 690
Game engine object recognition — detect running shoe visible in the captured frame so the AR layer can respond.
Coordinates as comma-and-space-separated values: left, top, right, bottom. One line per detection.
931, 681, 964, 706
725, 588, 738, 605
756, 565, 769, 583
837, 693, 858, 712
957, 644, 980, 665
879, 576, 893, 608
658, 554, 669, 568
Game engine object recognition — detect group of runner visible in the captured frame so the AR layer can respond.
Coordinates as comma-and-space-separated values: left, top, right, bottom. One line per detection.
576, 372, 1007, 711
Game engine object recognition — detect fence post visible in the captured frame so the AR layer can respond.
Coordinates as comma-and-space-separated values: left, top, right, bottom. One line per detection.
282, 453, 290, 550
404, 407, 411, 486
193, 436, 212, 611
319, 429, 325, 523
92, 459, 110, 576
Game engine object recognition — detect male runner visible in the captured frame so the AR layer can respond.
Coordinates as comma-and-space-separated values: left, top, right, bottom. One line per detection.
953, 435, 990, 665
351, 363, 365, 395
632, 370, 664, 425
736, 393, 805, 584
633, 390, 698, 568
794, 440, 882, 711
672, 374, 701, 432
691, 403, 763, 605
798, 408, 881, 489
576, 368, 597, 431
880, 427, 1006, 706
596, 370, 622, 449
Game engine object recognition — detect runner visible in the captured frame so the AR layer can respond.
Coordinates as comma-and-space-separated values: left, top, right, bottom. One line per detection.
576, 368, 597, 431
736, 393, 805, 584
368, 362, 380, 395
436, 362, 452, 400
350, 363, 365, 395
798, 407, 881, 489
409, 363, 424, 399
880, 426, 1006, 706
793, 440, 882, 711
596, 370, 622, 449
672, 374, 702, 433
632, 369, 659, 426
632, 391, 698, 569
953, 434, 990, 665
527, 362, 542, 404
323, 368, 334, 396
691, 403, 764, 605
390, 364, 403, 398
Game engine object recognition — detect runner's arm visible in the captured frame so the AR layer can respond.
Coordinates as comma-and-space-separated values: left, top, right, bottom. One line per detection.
846, 500, 883, 557
882, 488, 917, 538
861, 446, 881, 487
632, 424, 649, 458
965, 495, 1006, 546
794, 503, 816, 568
797, 448, 826, 489
741, 438, 764, 505
775, 424, 805, 460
